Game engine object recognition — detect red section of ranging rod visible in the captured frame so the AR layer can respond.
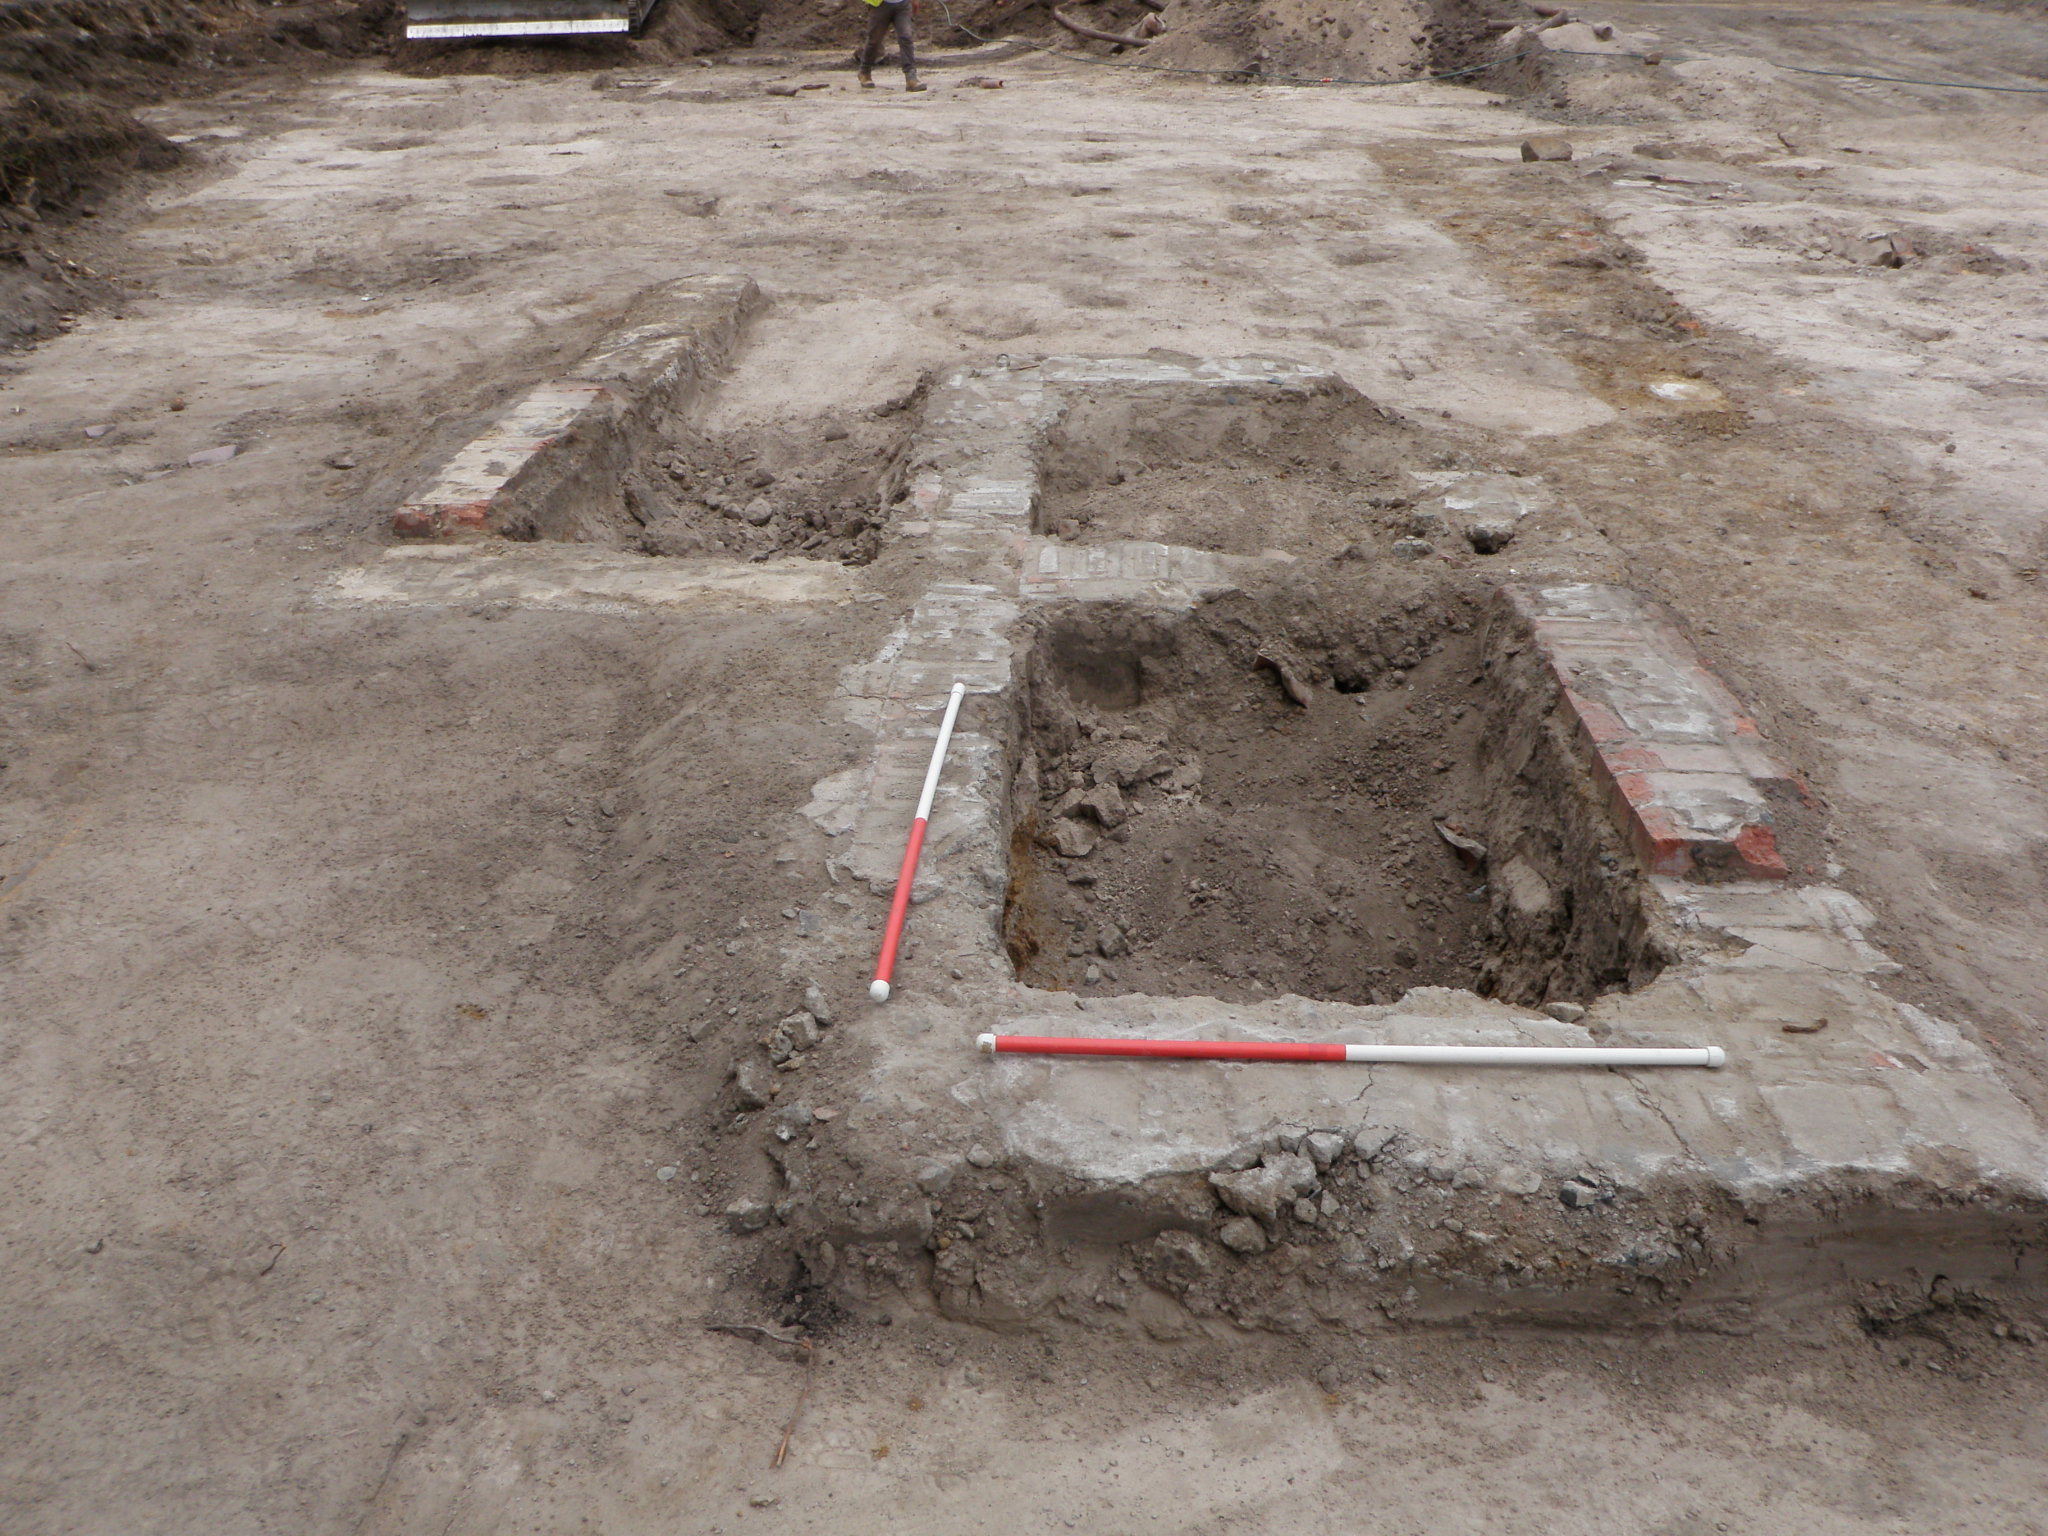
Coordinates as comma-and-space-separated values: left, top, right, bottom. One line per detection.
869, 682, 968, 1004
979, 1034, 1728, 1068
870, 817, 928, 998
987, 1035, 1348, 1062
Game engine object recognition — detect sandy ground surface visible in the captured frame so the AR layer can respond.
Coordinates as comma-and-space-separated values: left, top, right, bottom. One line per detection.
7, 4, 2048, 1530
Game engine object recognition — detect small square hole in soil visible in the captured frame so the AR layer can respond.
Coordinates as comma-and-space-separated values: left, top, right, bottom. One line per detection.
1002, 579, 1672, 1008
1035, 377, 1452, 561
498, 398, 917, 558
626, 405, 913, 563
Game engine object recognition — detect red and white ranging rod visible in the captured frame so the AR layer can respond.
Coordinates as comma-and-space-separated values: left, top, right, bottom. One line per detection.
977, 1035, 1726, 1068
870, 681, 968, 1004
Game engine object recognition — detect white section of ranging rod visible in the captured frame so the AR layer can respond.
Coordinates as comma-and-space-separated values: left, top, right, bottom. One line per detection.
869, 682, 969, 1005
1339, 1043, 1725, 1067
914, 682, 969, 824
976, 1033, 1726, 1067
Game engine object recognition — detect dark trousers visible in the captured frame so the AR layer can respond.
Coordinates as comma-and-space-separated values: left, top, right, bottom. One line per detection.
860, 0, 916, 78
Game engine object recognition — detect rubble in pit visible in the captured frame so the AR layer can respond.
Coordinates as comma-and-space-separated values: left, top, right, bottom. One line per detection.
625, 401, 914, 564
1002, 578, 1674, 1009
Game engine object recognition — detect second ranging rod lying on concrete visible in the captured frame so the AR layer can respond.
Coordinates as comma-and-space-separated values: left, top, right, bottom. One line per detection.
871, 682, 969, 1004
978, 1035, 1727, 1068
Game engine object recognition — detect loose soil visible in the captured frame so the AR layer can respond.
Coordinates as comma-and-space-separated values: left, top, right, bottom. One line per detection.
629, 393, 915, 560
1037, 377, 1443, 558
1004, 582, 1667, 1006
1008, 593, 1497, 1002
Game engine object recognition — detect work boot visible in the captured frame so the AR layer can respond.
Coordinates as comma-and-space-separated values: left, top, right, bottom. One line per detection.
905, 76, 926, 91
859, 70, 875, 87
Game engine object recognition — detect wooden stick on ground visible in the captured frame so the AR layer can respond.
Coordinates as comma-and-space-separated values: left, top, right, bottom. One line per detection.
704, 1322, 818, 1467
773, 1338, 817, 1468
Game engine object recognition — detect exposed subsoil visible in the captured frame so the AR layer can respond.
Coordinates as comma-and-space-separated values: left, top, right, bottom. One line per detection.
0, 0, 1528, 349
1006, 590, 1496, 1002
1038, 379, 1447, 557
629, 394, 912, 560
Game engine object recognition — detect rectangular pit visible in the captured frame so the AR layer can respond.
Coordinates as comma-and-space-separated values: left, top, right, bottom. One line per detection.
390, 274, 916, 564
623, 404, 910, 565
1002, 581, 1675, 1010
1033, 375, 1520, 562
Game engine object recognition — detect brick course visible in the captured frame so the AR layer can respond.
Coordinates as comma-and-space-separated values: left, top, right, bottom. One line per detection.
1511, 582, 1794, 880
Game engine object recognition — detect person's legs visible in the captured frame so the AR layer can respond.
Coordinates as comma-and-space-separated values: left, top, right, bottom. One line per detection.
858, 3, 890, 82
894, 1, 922, 87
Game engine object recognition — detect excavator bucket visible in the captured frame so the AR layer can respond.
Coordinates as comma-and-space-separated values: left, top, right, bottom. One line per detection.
404, 0, 657, 40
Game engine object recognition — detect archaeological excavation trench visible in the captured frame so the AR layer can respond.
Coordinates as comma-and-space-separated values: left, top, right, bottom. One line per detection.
619, 402, 916, 564
371, 316, 2048, 1333
475, 396, 916, 561
742, 352, 2048, 1336
1001, 586, 1672, 1011
1033, 381, 1442, 560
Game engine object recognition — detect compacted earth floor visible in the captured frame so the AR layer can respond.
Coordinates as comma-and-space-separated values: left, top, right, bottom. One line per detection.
6, 4, 2048, 1530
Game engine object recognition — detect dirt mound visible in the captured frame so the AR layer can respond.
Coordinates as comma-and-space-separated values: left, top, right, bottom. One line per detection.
0, 202, 103, 348
0, 88, 179, 213
0, 0, 394, 100
0, 87, 179, 345
1136, 0, 1507, 84
0, 0, 395, 348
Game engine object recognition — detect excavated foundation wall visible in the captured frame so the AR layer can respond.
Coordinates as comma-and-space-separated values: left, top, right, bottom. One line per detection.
486, 394, 912, 559
702, 354, 2048, 1343
776, 579, 2047, 1335
1469, 587, 1680, 1003
387, 275, 925, 554
777, 583, 1777, 1336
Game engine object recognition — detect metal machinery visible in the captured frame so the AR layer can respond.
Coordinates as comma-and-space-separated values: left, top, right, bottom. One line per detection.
403, 0, 659, 41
